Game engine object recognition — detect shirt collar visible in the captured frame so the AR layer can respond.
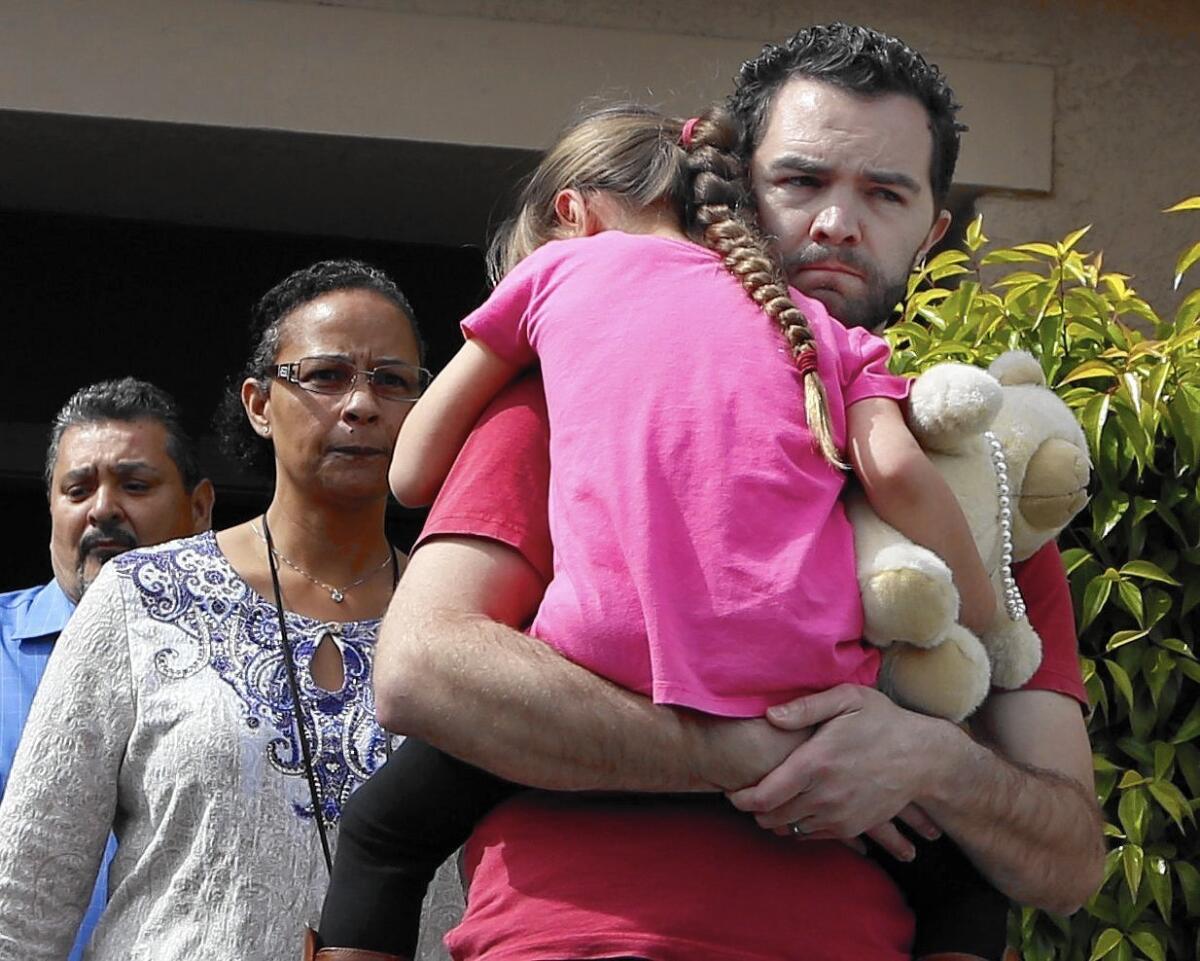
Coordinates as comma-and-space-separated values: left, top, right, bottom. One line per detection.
10, 579, 77, 644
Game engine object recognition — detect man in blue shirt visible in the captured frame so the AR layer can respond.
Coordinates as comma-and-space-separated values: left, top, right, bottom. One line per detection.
0, 377, 213, 961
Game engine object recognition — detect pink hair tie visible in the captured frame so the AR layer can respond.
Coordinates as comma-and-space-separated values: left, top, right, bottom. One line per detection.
680, 117, 700, 147
795, 349, 819, 377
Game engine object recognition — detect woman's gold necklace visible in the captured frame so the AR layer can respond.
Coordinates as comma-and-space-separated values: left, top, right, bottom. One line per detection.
253, 518, 392, 603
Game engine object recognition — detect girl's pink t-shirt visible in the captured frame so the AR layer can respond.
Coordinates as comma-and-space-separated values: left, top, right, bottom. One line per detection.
463, 231, 910, 717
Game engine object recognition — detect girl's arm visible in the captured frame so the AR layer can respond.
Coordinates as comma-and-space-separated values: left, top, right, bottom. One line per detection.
389, 338, 524, 507
846, 396, 996, 635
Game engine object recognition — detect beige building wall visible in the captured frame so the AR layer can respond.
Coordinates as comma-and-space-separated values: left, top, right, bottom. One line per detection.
1, 0, 1196, 315
319, 0, 1200, 317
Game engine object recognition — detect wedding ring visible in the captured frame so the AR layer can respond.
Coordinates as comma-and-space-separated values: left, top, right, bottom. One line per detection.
788, 820, 808, 837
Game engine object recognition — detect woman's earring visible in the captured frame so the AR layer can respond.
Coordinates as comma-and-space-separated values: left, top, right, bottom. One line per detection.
261, 425, 271, 437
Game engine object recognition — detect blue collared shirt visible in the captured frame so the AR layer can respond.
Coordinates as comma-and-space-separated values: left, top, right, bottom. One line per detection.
1, 579, 116, 961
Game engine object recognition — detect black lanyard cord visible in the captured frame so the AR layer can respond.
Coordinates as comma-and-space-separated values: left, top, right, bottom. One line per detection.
262, 514, 334, 875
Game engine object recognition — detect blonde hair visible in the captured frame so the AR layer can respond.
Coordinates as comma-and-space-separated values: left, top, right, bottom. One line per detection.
487, 101, 844, 469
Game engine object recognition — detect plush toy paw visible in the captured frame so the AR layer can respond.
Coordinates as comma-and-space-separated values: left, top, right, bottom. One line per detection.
982, 616, 1043, 690
878, 624, 992, 723
860, 546, 958, 648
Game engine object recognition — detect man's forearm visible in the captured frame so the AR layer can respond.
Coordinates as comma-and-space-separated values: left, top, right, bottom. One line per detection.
373, 538, 800, 793
918, 726, 1104, 913
921, 696, 1105, 914
377, 606, 713, 790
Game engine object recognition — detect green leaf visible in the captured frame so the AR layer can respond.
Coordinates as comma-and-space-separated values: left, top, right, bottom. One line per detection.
1061, 224, 1093, 252
1117, 770, 1148, 788
1176, 860, 1200, 915
1144, 853, 1172, 924
980, 248, 1041, 266
1142, 589, 1173, 629
1173, 240, 1200, 290
1106, 659, 1136, 712
1118, 561, 1181, 586
1172, 699, 1200, 743
1163, 195, 1200, 213
1088, 891, 1121, 925
1090, 928, 1125, 961
1015, 241, 1061, 259
1152, 742, 1175, 780
1146, 779, 1190, 830
1063, 547, 1094, 574
1118, 790, 1148, 847
965, 213, 986, 252
1143, 650, 1172, 705
1081, 392, 1112, 461
1155, 636, 1193, 657
1118, 737, 1154, 767
1107, 629, 1150, 651
1176, 657, 1200, 684
1177, 742, 1200, 796
1083, 576, 1115, 631
1128, 929, 1165, 961
1061, 359, 1122, 385
1116, 579, 1144, 625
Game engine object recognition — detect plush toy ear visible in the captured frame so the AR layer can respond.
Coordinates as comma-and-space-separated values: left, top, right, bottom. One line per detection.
907, 362, 1003, 453
989, 350, 1045, 387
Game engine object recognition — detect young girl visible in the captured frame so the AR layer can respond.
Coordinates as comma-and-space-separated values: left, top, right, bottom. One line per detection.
313, 102, 1005, 961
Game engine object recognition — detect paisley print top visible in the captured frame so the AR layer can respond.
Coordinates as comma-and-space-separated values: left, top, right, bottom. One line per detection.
0, 533, 390, 960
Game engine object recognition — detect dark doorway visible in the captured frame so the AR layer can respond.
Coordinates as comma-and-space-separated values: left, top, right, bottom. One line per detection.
2, 207, 490, 591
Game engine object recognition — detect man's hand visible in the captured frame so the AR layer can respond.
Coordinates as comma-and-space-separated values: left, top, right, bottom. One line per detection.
726, 685, 948, 842
727, 684, 1104, 915
727, 685, 949, 832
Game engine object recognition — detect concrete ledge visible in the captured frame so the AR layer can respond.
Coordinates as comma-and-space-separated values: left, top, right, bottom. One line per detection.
0, 0, 1052, 192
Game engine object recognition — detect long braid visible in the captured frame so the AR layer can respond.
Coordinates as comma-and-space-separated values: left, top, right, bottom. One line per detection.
681, 109, 846, 469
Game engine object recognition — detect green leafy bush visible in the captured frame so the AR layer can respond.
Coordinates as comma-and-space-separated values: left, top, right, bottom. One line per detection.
889, 198, 1200, 961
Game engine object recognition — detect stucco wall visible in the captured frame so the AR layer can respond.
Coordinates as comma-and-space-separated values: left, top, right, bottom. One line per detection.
291, 0, 1198, 317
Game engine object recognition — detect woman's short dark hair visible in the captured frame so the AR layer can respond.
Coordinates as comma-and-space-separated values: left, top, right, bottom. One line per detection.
215, 259, 424, 473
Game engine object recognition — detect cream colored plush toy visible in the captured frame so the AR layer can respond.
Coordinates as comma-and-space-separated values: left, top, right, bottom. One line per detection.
847, 350, 1091, 722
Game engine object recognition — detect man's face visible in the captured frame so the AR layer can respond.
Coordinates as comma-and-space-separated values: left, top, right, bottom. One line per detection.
750, 77, 951, 329
48, 419, 212, 602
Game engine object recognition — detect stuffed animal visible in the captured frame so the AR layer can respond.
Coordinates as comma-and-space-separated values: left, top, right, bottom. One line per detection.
847, 350, 1091, 722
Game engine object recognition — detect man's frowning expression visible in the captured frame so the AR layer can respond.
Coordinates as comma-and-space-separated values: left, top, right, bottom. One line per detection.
751, 77, 951, 329
48, 418, 210, 601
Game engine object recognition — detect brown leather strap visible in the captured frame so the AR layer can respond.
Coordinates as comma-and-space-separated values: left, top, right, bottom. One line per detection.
303, 927, 407, 961
919, 952, 1022, 961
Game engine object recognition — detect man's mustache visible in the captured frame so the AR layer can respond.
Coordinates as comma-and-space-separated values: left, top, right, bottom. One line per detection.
783, 245, 874, 277
77, 522, 138, 562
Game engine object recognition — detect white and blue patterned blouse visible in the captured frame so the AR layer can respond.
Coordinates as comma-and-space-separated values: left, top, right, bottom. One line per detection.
0, 532, 390, 960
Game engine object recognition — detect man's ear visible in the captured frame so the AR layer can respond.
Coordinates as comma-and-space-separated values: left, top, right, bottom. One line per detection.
553, 188, 589, 236
916, 209, 953, 264
189, 479, 216, 534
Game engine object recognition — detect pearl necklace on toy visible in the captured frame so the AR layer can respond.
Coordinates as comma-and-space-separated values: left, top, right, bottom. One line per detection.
985, 430, 1027, 621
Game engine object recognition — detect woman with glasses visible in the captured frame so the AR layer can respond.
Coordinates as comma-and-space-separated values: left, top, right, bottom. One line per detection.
0, 260, 428, 960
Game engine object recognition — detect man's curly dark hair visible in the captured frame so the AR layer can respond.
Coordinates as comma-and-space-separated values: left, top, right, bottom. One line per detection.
728, 23, 966, 205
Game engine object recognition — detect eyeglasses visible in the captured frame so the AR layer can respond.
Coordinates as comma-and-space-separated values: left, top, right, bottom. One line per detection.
274, 357, 431, 402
